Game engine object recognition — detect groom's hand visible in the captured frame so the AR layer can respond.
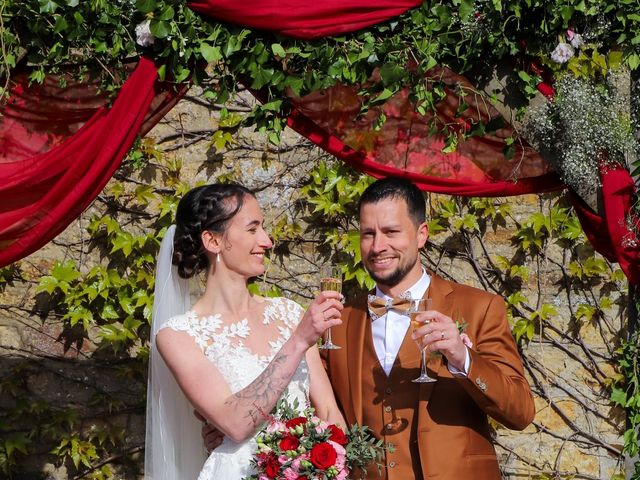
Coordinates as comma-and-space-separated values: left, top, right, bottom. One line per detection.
411, 311, 467, 371
194, 410, 225, 453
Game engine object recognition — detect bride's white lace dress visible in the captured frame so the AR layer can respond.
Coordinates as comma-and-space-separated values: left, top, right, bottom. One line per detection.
158, 297, 310, 480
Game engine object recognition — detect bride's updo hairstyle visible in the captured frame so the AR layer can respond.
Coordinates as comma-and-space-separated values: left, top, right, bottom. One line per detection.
172, 183, 254, 278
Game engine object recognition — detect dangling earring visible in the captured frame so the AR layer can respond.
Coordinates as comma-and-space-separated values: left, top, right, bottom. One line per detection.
216, 252, 221, 263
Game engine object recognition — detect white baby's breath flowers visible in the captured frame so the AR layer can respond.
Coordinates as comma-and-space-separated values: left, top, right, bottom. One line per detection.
135, 19, 155, 47
526, 73, 639, 206
550, 42, 575, 64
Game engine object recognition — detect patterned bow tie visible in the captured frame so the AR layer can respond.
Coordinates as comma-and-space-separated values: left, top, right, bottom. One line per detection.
367, 292, 412, 320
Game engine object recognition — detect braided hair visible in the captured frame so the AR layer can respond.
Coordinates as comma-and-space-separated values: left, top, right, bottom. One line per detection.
172, 183, 254, 278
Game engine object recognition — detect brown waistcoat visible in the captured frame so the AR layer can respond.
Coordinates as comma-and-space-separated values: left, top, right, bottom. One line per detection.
360, 318, 424, 480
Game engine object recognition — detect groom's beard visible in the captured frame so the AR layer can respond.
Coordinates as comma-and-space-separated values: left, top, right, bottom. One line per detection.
365, 252, 418, 289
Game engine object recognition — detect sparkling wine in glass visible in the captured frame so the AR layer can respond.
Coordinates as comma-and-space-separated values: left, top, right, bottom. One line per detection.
410, 298, 437, 383
318, 265, 342, 350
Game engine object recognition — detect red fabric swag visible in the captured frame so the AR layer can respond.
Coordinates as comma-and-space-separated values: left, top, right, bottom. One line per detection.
187, 0, 422, 39
570, 163, 640, 284
0, 57, 184, 268
285, 67, 564, 196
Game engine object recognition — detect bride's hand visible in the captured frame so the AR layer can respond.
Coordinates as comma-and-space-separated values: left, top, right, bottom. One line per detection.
293, 291, 343, 348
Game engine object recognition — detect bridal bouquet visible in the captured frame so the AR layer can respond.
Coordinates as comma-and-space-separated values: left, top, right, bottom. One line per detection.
243, 398, 382, 480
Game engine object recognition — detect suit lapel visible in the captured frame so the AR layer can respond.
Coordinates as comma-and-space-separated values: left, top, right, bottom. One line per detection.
347, 297, 368, 426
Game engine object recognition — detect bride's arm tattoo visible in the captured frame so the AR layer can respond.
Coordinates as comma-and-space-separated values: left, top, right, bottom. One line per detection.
224, 352, 295, 427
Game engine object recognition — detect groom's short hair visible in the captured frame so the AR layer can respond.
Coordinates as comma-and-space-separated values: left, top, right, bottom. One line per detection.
358, 177, 426, 227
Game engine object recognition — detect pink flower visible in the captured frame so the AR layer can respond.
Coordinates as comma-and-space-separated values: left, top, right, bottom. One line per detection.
566, 29, 584, 48
336, 468, 349, 480
283, 468, 299, 480
291, 453, 310, 471
266, 420, 286, 434
258, 476, 270, 480
279, 454, 289, 465
328, 441, 346, 470
314, 420, 328, 434
460, 333, 473, 349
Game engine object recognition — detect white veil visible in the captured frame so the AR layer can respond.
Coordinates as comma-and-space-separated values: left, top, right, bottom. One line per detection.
144, 225, 207, 479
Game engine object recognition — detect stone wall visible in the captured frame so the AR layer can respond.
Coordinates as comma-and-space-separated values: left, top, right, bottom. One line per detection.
0, 88, 626, 479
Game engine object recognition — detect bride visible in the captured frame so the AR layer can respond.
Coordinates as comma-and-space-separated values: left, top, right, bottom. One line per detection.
144, 183, 345, 479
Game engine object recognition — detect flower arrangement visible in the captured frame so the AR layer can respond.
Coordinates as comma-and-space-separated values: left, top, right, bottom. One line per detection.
525, 72, 638, 210
243, 397, 383, 480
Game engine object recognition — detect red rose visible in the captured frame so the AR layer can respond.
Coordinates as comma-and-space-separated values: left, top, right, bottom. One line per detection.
280, 434, 300, 451
310, 442, 337, 469
264, 452, 280, 478
327, 424, 348, 446
285, 417, 307, 429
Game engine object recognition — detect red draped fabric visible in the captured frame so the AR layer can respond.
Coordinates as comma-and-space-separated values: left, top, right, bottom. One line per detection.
1, 2, 638, 285
0, 57, 185, 267
286, 66, 564, 196
187, 0, 422, 39
571, 164, 640, 285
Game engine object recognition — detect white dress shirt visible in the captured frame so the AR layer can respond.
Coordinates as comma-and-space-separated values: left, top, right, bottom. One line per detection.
371, 270, 470, 376
371, 271, 430, 375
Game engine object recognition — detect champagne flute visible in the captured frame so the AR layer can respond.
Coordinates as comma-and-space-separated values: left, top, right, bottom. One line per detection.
318, 265, 342, 350
410, 298, 437, 383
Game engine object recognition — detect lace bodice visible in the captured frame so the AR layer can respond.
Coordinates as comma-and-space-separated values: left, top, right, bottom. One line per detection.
158, 296, 310, 479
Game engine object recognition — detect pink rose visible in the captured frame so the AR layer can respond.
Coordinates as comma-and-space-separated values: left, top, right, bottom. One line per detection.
279, 454, 289, 465
283, 467, 299, 480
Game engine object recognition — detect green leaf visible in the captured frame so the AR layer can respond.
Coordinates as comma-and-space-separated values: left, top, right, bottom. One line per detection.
459, 0, 475, 21
260, 99, 283, 111
200, 43, 222, 63
37, 276, 59, 294
251, 67, 274, 90
372, 88, 394, 104
157, 5, 174, 21
378, 63, 405, 86
611, 387, 628, 406
627, 53, 640, 70
271, 44, 286, 58
149, 19, 170, 39
38, 0, 59, 13
101, 304, 120, 320
52, 261, 80, 283
136, 0, 156, 13
54, 16, 68, 33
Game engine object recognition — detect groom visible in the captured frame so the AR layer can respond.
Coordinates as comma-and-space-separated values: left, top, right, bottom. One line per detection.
201, 177, 535, 478
321, 177, 535, 479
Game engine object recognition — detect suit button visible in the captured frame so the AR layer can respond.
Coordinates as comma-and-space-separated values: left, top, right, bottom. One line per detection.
389, 461, 396, 468
385, 387, 392, 395
385, 423, 393, 431
384, 406, 392, 413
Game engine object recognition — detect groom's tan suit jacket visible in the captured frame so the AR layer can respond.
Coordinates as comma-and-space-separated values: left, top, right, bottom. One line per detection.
323, 274, 535, 479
